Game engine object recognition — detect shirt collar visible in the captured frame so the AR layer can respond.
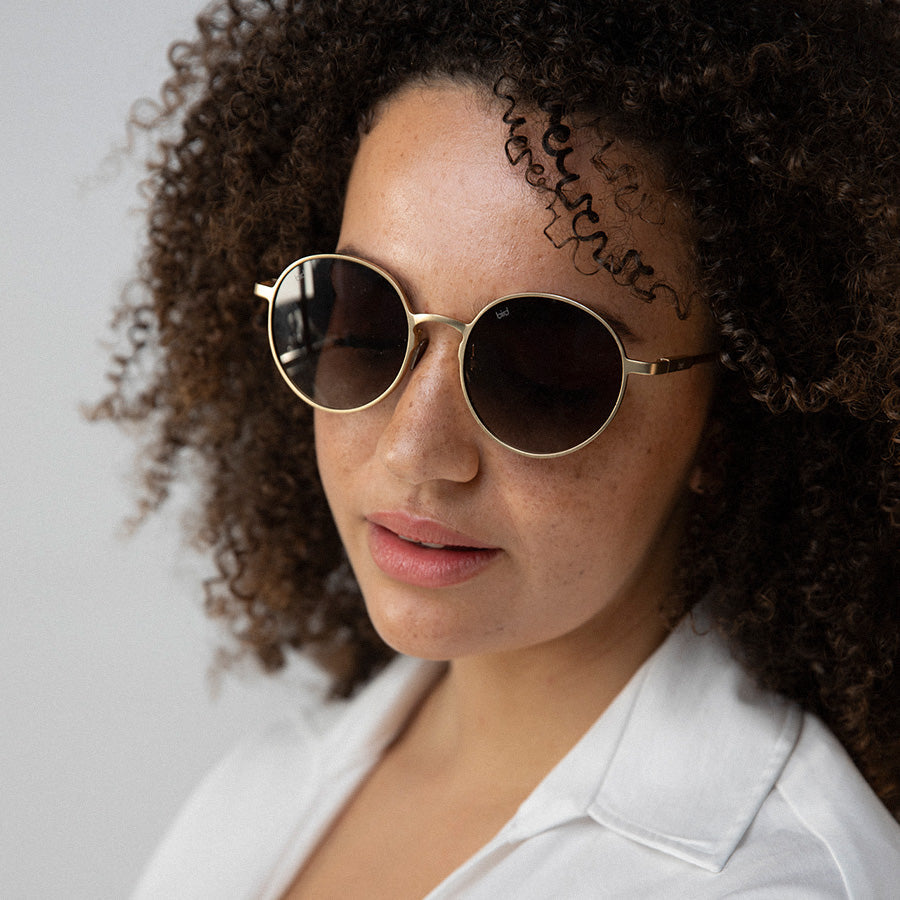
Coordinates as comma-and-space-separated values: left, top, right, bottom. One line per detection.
505, 614, 803, 872
322, 612, 802, 874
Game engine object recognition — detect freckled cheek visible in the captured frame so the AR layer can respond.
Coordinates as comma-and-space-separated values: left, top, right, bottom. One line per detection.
314, 406, 382, 473
314, 411, 366, 519
512, 404, 695, 562
313, 411, 339, 478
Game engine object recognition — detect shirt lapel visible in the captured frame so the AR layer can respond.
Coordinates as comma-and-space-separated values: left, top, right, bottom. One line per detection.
588, 617, 802, 871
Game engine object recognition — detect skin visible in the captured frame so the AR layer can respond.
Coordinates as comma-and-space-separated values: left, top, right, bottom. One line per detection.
292, 82, 717, 898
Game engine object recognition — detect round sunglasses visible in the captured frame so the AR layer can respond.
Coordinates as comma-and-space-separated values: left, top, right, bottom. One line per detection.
254, 254, 717, 458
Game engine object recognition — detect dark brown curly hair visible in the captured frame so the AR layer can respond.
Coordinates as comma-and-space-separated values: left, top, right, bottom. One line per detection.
93, 0, 900, 814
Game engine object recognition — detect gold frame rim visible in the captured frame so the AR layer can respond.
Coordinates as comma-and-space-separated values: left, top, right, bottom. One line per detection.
255, 253, 717, 459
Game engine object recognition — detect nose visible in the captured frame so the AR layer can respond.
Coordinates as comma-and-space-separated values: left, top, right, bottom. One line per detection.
376, 327, 481, 485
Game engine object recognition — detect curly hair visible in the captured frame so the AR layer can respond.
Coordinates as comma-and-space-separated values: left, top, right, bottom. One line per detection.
93, 0, 900, 814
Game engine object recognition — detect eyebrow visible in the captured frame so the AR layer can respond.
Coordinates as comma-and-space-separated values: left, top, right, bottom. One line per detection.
333, 243, 640, 342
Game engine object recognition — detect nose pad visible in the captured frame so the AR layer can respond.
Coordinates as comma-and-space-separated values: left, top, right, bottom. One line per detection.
409, 335, 429, 371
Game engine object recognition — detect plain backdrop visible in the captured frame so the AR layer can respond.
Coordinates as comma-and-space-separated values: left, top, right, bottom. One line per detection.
1, 3, 325, 897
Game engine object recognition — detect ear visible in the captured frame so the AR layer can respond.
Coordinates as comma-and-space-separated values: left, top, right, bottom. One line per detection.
687, 411, 727, 498
688, 464, 707, 496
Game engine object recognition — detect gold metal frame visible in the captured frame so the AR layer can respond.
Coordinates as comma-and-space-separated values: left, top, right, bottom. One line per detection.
255, 253, 717, 459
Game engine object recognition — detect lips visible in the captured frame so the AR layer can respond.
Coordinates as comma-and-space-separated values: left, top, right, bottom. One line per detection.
366, 511, 501, 588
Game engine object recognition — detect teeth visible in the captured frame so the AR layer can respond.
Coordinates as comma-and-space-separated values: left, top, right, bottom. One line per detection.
398, 534, 448, 549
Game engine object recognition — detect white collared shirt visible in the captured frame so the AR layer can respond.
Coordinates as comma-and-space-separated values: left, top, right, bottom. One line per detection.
133, 618, 900, 898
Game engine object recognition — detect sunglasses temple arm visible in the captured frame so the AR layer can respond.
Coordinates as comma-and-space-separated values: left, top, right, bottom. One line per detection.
624, 352, 718, 377
254, 281, 275, 302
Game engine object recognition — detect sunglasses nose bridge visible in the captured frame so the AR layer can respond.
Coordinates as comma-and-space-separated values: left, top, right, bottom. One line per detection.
409, 311, 468, 336
407, 311, 468, 370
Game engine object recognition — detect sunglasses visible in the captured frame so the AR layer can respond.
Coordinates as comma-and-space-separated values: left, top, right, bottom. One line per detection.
254, 254, 717, 458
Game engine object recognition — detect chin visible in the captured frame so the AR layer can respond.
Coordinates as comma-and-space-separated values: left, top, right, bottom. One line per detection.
361, 582, 507, 661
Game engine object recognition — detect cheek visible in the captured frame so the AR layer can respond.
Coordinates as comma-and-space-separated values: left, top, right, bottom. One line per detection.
510, 382, 709, 558
314, 410, 338, 478
314, 403, 400, 539
314, 410, 365, 512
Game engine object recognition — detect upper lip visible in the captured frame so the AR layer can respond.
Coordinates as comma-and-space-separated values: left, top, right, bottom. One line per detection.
367, 510, 498, 550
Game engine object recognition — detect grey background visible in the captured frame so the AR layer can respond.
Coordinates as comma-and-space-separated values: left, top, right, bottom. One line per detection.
1, 3, 322, 896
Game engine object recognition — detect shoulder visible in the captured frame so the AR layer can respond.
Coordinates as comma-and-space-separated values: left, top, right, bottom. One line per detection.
685, 709, 900, 899
131, 655, 442, 899
758, 712, 900, 896
129, 714, 319, 899
580, 619, 900, 897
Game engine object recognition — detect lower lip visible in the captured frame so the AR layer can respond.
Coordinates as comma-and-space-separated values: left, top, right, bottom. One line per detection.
367, 523, 501, 588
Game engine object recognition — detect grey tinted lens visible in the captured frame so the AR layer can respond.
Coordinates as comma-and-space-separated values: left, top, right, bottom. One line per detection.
270, 257, 408, 409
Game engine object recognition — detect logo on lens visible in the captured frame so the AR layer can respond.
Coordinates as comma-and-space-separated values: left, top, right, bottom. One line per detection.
495, 306, 510, 320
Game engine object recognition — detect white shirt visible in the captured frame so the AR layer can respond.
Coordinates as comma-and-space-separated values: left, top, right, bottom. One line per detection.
133, 617, 900, 898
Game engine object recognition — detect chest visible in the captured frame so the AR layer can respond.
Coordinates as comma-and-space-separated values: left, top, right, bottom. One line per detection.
281, 750, 523, 899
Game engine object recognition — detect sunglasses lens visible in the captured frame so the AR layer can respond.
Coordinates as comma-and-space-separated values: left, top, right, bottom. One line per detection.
269, 257, 409, 409
268, 259, 626, 456
463, 296, 624, 454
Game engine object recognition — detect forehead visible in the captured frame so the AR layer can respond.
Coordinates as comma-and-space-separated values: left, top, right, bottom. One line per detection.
339, 82, 707, 342
344, 83, 533, 265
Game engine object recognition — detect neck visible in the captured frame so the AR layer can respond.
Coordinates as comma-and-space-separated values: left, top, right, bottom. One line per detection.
395, 604, 668, 792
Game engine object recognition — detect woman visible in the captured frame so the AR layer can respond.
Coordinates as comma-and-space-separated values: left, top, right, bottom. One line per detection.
101, 0, 900, 896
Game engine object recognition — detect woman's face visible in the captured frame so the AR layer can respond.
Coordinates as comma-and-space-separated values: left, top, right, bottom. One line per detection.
315, 83, 716, 666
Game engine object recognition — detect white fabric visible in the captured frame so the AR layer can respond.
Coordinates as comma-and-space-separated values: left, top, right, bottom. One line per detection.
132, 618, 900, 898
